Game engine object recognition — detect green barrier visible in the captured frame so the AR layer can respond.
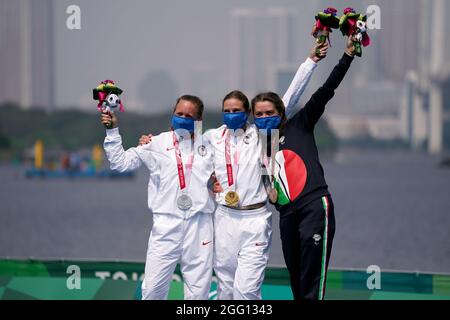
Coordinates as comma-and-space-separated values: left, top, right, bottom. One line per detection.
0, 259, 449, 300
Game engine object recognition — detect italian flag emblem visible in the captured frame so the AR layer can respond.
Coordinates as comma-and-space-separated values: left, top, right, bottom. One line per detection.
274, 149, 307, 206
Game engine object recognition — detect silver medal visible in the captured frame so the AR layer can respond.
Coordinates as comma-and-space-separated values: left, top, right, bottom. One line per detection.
177, 194, 193, 210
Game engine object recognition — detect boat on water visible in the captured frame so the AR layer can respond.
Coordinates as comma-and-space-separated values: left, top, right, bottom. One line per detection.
24, 140, 133, 179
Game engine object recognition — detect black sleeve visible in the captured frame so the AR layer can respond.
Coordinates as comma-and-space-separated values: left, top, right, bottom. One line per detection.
290, 53, 354, 131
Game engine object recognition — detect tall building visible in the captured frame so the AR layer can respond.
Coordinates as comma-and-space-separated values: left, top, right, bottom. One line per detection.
30, 0, 55, 110
265, 8, 298, 67
0, 0, 55, 110
229, 8, 299, 98
373, 0, 421, 83
0, 1, 23, 105
189, 64, 221, 109
401, 0, 450, 153
426, 0, 450, 153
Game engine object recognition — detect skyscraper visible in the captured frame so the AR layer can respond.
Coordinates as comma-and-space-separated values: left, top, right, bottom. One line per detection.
30, 0, 55, 110
0, 0, 55, 110
0, 1, 23, 105
400, 0, 450, 152
375, 0, 421, 83
229, 8, 300, 98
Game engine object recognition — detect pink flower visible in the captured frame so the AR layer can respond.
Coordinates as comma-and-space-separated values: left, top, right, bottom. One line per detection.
343, 8, 356, 15
324, 7, 338, 16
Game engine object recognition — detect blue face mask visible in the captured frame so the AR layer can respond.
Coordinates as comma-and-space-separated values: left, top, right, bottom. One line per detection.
171, 115, 195, 133
254, 116, 282, 134
223, 112, 248, 130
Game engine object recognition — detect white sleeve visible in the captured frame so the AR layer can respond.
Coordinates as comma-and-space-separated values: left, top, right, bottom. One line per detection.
282, 57, 317, 120
103, 127, 143, 172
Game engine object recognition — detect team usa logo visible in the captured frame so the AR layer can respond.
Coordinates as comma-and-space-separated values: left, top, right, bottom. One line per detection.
197, 145, 207, 157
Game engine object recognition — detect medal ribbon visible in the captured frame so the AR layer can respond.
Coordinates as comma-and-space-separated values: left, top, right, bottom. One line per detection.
262, 136, 276, 190
173, 132, 194, 192
224, 129, 241, 189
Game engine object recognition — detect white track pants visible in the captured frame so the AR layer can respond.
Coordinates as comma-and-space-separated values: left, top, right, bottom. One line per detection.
141, 212, 213, 300
213, 205, 272, 300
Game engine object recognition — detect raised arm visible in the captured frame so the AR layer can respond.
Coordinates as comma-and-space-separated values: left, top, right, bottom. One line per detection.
283, 42, 328, 119
293, 36, 356, 130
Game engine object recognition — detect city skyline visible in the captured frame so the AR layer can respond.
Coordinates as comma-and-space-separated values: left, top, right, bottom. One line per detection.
1, 0, 449, 151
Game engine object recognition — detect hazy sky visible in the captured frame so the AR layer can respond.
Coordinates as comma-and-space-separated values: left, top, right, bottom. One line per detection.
50, 0, 399, 115
53, 0, 324, 112
8, 0, 447, 118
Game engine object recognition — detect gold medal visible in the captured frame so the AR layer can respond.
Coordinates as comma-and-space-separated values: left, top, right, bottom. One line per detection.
225, 191, 240, 207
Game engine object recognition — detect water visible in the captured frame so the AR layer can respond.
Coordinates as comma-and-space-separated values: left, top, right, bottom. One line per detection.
1, 148, 449, 274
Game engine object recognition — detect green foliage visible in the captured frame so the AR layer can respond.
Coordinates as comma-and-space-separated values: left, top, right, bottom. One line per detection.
0, 132, 11, 150
0, 104, 338, 153
0, 104, 223, 152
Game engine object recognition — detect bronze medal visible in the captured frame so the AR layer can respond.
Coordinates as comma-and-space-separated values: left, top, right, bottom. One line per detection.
268, 188, 278, 204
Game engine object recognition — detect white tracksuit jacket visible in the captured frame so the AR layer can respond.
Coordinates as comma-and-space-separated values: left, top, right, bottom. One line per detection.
207, 57, 317, 300
104, 128, 215, 300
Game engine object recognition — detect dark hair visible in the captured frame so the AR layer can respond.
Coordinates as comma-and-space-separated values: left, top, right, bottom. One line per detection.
222, 90, 250, 113
173, 95, 204, 119
251, 92, 288, 129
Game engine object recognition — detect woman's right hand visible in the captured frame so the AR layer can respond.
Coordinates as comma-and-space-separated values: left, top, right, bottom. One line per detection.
101, 111, 118, 129
310, 41, 329, 63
